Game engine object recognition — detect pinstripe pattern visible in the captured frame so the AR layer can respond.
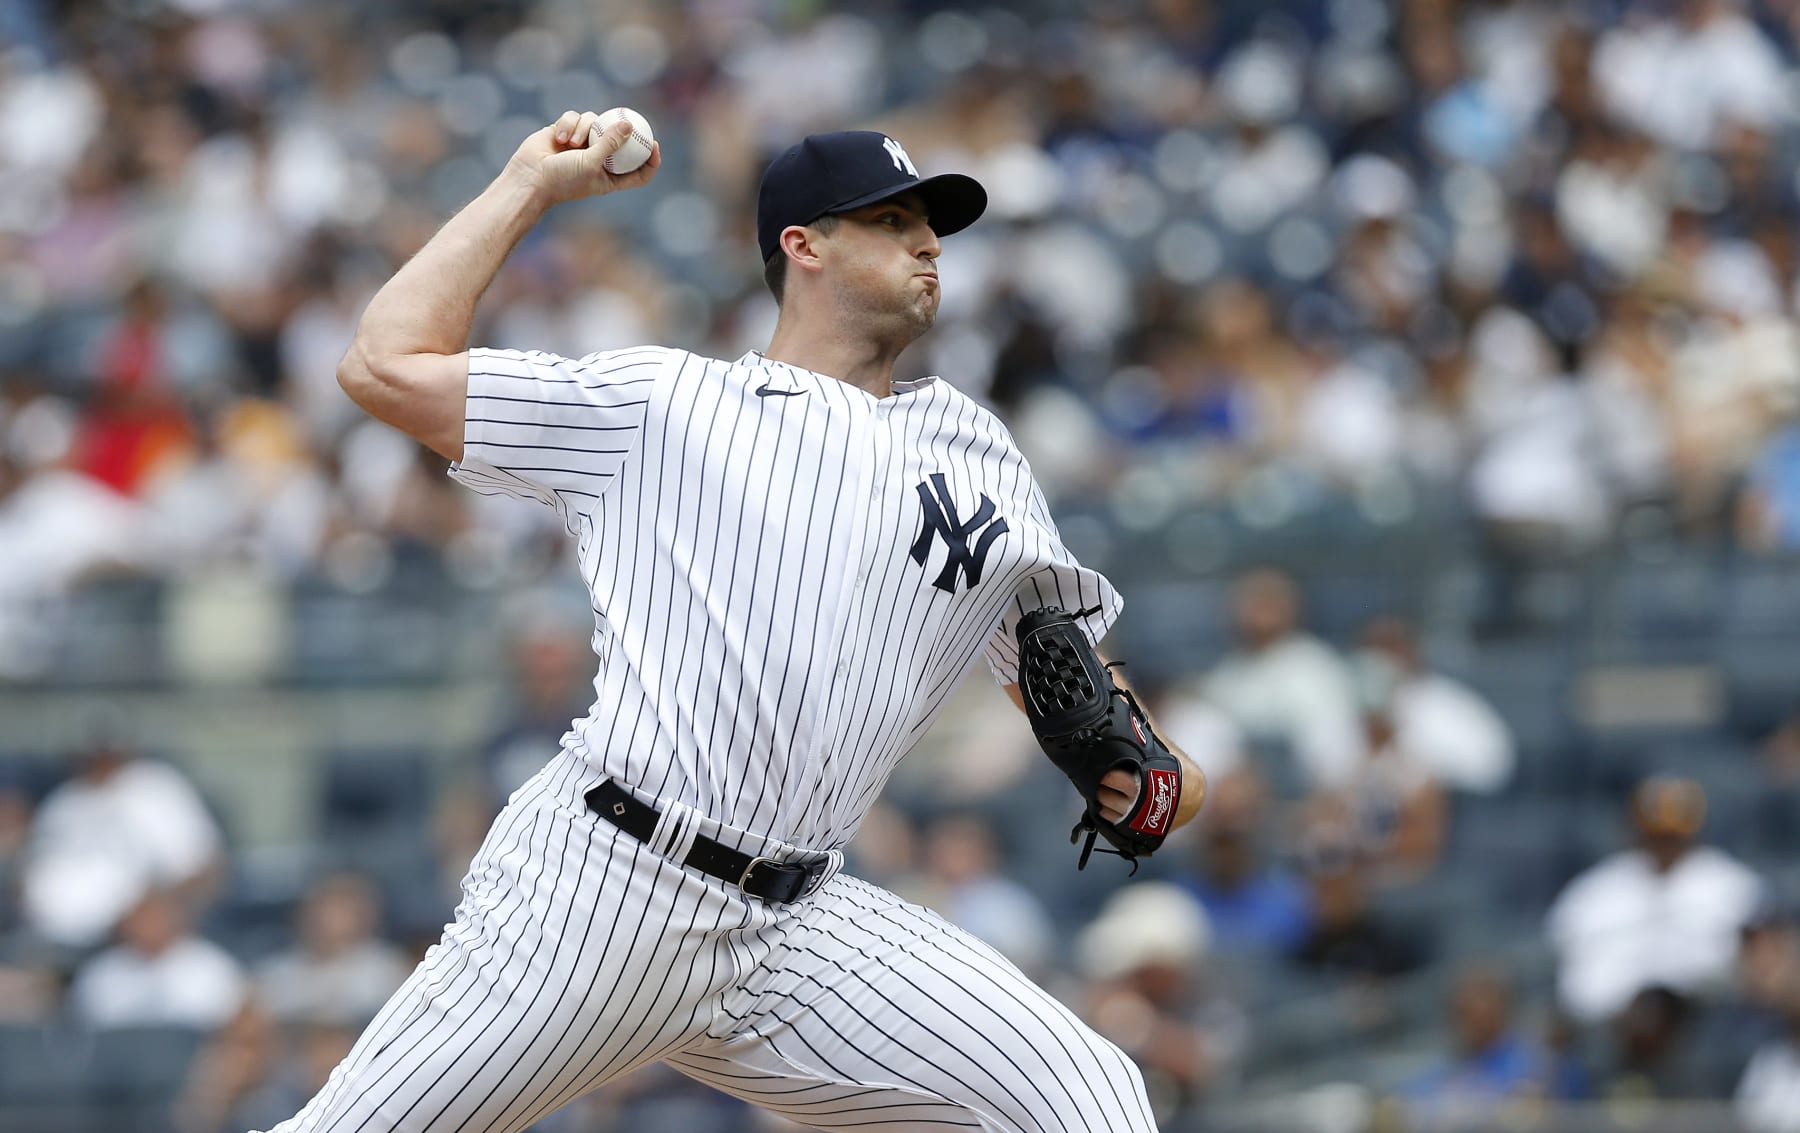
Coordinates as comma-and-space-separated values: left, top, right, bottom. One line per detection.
265, 345, 1155, 1132
264, 756, 1156, 1133
454, 346, 1118, 852
672, 874, 1156, 1132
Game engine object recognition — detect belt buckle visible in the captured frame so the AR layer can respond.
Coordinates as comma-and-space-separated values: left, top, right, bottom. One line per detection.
741, 855, 826, 903
738, 855, 786, 894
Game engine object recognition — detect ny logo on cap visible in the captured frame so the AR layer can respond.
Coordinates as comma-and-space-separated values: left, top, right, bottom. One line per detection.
882, 136, 918, 178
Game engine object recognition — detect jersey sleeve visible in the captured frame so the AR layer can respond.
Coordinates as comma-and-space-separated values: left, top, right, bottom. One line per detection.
984, 484, 1123, 686
449, 346, 670, 530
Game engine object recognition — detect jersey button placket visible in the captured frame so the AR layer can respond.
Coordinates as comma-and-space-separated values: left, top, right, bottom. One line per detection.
857, 410, 894, 587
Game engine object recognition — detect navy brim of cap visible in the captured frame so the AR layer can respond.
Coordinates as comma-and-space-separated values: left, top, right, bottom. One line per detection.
821, 172, 988, 240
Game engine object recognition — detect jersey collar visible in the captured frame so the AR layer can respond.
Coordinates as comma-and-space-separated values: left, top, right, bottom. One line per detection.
736, 351, 939, 397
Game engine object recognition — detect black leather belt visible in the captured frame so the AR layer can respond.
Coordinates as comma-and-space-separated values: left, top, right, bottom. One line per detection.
585, 780, 828, 904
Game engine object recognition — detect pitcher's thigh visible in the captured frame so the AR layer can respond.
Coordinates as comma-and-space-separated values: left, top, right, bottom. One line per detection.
669, 875, 1157, 1133
259, 798, 744, 1133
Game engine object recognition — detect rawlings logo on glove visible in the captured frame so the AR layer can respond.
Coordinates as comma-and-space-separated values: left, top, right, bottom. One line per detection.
1015, 607, 1184, 871
1136, 766, 1179, 837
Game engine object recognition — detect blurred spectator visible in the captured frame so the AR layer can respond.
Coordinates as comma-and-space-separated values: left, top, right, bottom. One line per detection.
70, 887, 246, 1030
1594, 985, 1709, 1101
23, 716, 223, 949
1075, 882, 1247, 1119
68, 279, 206, 497
1738, 987, 1800, 1133
1593, 0, 1789, 153
1289, 818, 1429, 979
176, 1002, 356, 1133
1401, 966, 1559, 1130
915, 813, 1055, 979
1762, 706, 1800, 785
0, 443, 158, 679
1546, 776, 1764, 1023
0, 778, 56, 1023
1355, 616, 1516, 794
1203, 569, 1367, 791
1330, 712, 1448, 884
0, 779, 27, 930
479, 606, 596, 806
1208, 43, 1329, 236
1554, 126, 1669, 281
144, 398, 335, 577
1739, 415, 1800, 552
255, 873, 408, 1028
1692, 905, 1800, 1097
1149, 683, 1245, 784
841, 800, 924, 896
421, 782, 497, 942
1178, 768, 1312, 957
1466, 313, 1611, 555
574, 1061, 761, 1133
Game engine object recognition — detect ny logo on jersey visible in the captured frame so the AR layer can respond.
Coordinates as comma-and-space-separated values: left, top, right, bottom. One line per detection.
910, 473, 1009, 594
882, 136, 919, 178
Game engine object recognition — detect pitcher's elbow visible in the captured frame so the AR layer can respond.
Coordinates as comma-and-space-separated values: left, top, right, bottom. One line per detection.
336, 342, 383, 407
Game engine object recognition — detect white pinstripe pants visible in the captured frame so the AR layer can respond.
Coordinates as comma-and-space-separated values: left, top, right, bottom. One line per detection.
261, 756, 1157, 1133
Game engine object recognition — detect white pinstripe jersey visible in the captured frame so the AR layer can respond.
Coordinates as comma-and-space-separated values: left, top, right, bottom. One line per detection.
452, 346, 1120, 851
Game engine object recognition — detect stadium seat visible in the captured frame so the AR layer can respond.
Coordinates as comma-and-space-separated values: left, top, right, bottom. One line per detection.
52, 579, 166, 687
1112, 577, 1234, 680
1445, 795, 1580, 916
1717, 639, 1800, 738
1302, 573, 1419, 644
1722, 558, 1800, 639
318, 748, 433, 837
0, 1026, 86, 1104
1593, 553, 1726, 652
81, 1026, 206, 1105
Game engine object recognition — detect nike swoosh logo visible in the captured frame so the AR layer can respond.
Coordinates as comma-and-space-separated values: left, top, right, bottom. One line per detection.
755, 385, 807, 398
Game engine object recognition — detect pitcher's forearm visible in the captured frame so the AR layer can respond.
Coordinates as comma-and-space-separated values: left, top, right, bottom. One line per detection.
354, 164, 550, 361
1172, 751, 1206, 829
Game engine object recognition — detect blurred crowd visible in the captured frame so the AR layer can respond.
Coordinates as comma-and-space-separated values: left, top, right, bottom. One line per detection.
8, 568, 1800, 1132
8, 0, 1800, 1129
8, 0, 1800, 670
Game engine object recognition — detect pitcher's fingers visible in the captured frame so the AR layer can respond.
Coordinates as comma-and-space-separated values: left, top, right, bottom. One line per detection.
590, 115, 636, 155
606, 141, 661, 188
1099, 768, 1140, 796
570, 110, 604, 148
551, 110, 582, 145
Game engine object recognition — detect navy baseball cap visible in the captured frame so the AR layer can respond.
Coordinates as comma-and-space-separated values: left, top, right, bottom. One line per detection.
756, 130, 987, 262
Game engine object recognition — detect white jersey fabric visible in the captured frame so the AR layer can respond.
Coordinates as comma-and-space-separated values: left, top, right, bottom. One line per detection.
267, 345, 1155, 1133
452, 345, 1119, 849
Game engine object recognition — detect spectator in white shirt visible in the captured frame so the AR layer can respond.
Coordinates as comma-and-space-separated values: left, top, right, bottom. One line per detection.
1739, 990, 1800, 1133
1203, 569, 1367, 791
915, 814, 1056, 981
1356, 617, 1516, 794
23, 719, 224, 949
70, 887, 245, 1031
1547, 776, 1764, 1023
255, 873, 410, 1028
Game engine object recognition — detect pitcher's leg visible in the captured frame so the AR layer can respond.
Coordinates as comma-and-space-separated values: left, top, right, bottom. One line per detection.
668, 874, 1157, 1133
258, 785, 751, 1133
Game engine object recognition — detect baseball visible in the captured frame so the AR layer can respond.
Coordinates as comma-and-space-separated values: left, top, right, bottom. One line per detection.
598, 106, 655, 174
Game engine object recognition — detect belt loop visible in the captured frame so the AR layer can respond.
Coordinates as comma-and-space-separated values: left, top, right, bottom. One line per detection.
650, 797, 698, 863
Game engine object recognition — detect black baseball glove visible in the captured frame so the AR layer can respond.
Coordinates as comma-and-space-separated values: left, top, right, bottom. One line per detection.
1015, 607, 1184, 871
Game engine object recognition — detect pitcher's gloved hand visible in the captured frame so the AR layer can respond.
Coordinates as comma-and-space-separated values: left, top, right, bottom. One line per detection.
1015, 607, 1183, 871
